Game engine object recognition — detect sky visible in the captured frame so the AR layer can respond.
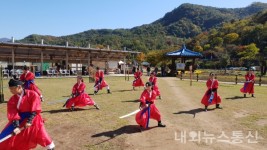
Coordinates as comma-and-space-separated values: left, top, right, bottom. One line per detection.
1, 0, 267, 40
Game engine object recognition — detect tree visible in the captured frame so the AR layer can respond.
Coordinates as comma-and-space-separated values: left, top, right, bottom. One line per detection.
193, 45, 204, 52
238, 43, 260, 66
218, 53, 230, 73
146, 51, 162, 66
224, 33, 239, 44
211, 37, 223, 47
136, 52, 146, 63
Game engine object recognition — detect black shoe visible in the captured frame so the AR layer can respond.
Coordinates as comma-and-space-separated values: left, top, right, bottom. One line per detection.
159, 96, 162, 99
158, 122, 166, 127
71, 106, 75, 111
252, 94, 254, 97
107, 89, 111, 94
216, 104, 223, 109
139, 125, 143, 132
94, 104, 100, 110
244, 94, 246, 98
94, 91, 98, 95
204, 106, 208, 112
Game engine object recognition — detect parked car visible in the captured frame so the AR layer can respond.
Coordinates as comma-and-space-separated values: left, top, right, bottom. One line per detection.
239, 67, 247, 71
248, 66, 260, 71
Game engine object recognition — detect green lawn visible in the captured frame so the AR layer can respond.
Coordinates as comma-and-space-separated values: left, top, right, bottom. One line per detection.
170, 78, 267, 141
0, 76, 266, 149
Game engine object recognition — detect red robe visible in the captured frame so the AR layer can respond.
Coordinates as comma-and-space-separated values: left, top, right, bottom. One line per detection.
149, 76, 161, 96
0, 90, 53, 150
135, 89, 161, 128
94, 70, 108, 90
240, 73, 255, 94
20, 71, 42, 97
132, 71, 144, 87
65, 82, 95, 109
201, 79, 222, 106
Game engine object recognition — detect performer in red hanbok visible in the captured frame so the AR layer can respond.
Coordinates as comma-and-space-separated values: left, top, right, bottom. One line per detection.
20, 66, 43, 101
0, 79, 55, 150
64, 76, 99, 110
149, 72, 161, 99
201, 73, 222, 111
240, 69, 255, 97
132, 68, 144, 90
94, 67, 111, 94
135, 82, 166, 131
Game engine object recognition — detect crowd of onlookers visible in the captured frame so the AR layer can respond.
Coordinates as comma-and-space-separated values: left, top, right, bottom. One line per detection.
130, 65, 170, 77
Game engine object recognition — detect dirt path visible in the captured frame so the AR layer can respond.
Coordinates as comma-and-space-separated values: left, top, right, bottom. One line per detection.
125, 77, 265, 150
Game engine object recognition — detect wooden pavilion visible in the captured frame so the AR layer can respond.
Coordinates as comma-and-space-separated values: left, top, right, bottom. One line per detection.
166, 45, 202, 76
0, 42, 139, 75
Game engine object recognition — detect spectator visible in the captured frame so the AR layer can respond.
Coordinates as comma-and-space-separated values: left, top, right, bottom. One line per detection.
154, 67, 158, 75
132, 66, 136, 74
146, 66, 151, 76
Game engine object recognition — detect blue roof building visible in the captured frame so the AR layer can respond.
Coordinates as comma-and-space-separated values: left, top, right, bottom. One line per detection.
165, 45, 202, 76
166, 45, 202, 58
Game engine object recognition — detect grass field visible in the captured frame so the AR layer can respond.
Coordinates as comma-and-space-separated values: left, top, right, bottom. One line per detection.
0, 76, 266, 149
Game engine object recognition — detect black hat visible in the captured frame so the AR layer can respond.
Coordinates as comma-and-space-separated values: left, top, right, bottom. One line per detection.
145, 82, 152, 87
8, 79, 23, 87
23, 65, 29, 70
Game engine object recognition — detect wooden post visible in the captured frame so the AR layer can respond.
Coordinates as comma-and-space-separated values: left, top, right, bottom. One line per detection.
197, 73, 199, 82
124, 47, 126, 81
41, 51, 43, 75
235, 75, 238, 84
128, 68, 130, 81
12, 48, 15, 71
259, 75, 262, 86
180, 72, 183, 80
66, 51, 69, 70
0, 66, 4, 103
189, 65, 192, 86
88, 53, 94, 83
125, 64, 127, 81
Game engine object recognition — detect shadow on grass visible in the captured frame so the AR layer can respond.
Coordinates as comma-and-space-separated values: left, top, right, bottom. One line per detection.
89, 92, 112, 95
42, 108, 92, 114
91, 125, 156, 146
0, 101, 8, 104
62, 95, 71, 97
173, 108, 216, 118
121, 99, 139, 103
225, 96, 246, 100
47, 99, 67, 105
112, 89, 134, 93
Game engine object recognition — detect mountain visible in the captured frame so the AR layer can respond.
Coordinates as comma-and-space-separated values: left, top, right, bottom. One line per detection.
154, 2, 267, 36
0, 38, 11, 42
19, 2, 267, 52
